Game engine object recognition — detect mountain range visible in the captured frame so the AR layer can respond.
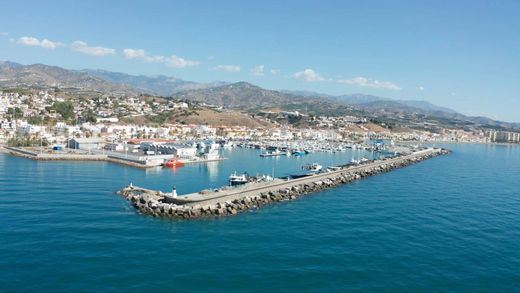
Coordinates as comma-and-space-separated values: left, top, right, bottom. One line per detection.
81, 69, 227, 96
1, 61, 518, 129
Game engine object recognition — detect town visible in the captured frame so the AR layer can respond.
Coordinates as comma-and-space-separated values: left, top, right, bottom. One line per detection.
0, 88, 517, 167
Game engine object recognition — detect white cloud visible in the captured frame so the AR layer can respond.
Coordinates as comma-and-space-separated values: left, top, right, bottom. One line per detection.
292, 69, 324, 82
337, 77, 401, 90
250, 65, 265, 76
123, 48, 147, 59
270, 69, 280, 75
16, 36, 58, 49
71, 41, 115, 56
417, 86, 425, 91
211, 65, 241, 72
123, 48, 199, 68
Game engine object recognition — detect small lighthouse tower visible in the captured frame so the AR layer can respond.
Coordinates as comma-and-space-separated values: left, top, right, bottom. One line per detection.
172, 186, 178, 198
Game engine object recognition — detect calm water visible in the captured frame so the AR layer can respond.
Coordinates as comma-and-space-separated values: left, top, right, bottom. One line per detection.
1, 144, 519, 291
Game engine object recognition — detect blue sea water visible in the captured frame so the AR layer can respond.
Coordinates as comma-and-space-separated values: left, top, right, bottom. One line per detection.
1, 144, 520, 291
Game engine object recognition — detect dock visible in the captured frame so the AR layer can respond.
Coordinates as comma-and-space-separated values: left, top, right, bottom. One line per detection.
4, 146, 227, 169
118, 147, 450, 219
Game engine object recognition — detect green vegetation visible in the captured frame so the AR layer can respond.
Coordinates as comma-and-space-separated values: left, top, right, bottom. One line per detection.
51, 101, 75, 120
0, 88, 32, 95
83, 109, 97, 123
6, 107, 22, 116
7, 135, 48, 147
27, 116, 44, 125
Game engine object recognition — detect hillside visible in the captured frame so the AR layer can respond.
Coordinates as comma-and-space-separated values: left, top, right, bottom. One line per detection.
122, 107, 271, 128
0, 61, 135, 95
82, 69, 226, 96
171, 82, 310, 109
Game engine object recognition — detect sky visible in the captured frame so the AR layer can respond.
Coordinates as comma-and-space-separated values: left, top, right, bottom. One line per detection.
1, 0, 519, 122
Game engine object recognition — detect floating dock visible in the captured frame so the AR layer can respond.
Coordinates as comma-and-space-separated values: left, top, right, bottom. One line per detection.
118, 147, 450, 219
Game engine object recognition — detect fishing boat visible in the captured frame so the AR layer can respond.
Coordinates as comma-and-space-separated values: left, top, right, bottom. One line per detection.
229, 172, 249, 186
163, 158, 184, 168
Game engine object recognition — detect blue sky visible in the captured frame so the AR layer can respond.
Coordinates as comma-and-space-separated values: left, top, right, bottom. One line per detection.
1, 0, 519, 122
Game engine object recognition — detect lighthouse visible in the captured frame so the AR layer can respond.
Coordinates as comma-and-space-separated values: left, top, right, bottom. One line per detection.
172, 186, 178, 198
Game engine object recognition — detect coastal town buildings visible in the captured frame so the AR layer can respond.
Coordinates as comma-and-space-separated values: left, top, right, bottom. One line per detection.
0, 89, 512, 149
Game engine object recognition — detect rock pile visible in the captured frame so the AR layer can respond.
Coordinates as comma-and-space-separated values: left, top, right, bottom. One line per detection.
118, 149, 449, 219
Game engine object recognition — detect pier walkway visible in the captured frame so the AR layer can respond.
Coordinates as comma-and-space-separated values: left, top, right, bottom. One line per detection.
165, 148, 443, 206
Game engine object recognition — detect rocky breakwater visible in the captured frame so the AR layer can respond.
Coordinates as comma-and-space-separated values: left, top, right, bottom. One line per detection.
117, 148, 450, 219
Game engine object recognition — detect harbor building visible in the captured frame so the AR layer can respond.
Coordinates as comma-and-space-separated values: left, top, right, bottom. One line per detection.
67, 138, 104, 150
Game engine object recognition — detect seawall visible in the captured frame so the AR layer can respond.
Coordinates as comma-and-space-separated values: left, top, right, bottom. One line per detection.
6, 146, 157, 169
118, 148, 450, 219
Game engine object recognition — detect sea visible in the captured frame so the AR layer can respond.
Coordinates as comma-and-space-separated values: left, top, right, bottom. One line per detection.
1, 144, 519, 292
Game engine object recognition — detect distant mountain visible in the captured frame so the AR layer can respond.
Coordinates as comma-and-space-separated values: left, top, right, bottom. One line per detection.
172, 81, 310, 109
280, 90, 333, 98
332, 94, 390, 104
284, 91, 458, 115
1, 61, 518, 129
329, 94, 457, 114
396, 100, 457, 114
0, 61, 224, 96
0, 61, 135, 94
82, 69, 225, 96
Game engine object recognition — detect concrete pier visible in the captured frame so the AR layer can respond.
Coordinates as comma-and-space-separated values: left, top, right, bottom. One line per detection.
5, 146, 227, 169
118, 147, 450, 219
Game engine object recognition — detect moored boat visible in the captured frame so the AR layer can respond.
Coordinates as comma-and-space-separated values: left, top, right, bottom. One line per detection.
163, 159, 184, 168
229, 172, 249, 186
302, 163, 323, 173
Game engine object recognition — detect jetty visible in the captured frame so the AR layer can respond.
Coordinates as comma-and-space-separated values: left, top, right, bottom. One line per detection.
117, 147, 450, 219
4, 146, 226, 169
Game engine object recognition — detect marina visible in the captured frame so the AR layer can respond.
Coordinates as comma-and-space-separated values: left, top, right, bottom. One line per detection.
118, 147, 449, 218
3, 138, 400, 170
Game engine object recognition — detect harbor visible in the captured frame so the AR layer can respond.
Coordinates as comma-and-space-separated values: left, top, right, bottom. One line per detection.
3, 140, 228, 169
118, 147, 450, 219
2, 138, 403, 169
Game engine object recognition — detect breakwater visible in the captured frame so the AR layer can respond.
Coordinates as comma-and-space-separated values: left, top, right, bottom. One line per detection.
118, 147, 449, 219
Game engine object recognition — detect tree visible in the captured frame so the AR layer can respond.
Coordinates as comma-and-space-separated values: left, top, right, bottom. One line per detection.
84, 109, 97, 123
7, 107, 22, 116
51, 101, 75, 120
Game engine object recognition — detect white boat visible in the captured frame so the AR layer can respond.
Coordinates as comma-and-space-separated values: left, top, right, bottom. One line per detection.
260, 149, 286, 157
229, 172, 248, 186
302, 163, 323, 173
